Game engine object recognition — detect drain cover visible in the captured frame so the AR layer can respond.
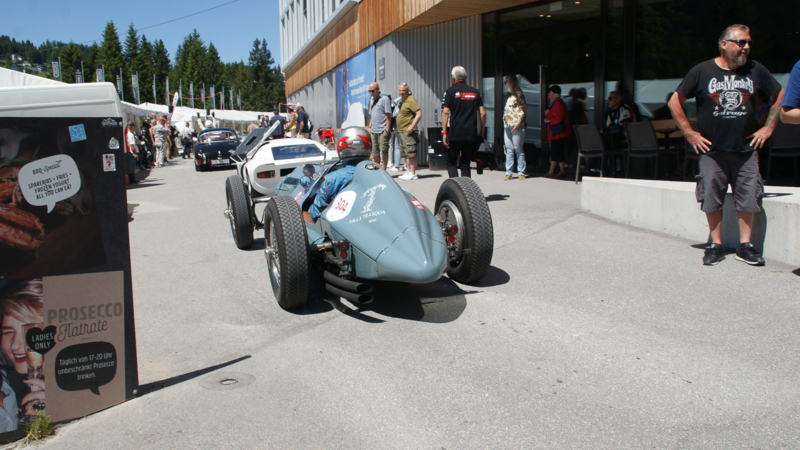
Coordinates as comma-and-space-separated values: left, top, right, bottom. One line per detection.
199, 371, 255, 391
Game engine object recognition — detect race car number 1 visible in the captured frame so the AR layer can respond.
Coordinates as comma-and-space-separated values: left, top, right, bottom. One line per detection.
325, 190, 357, 222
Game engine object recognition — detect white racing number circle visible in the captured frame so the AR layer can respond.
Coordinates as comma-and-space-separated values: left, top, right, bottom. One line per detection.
325, 190, 357, 222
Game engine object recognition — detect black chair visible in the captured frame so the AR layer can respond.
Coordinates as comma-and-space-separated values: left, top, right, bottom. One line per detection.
623, 122, 659, 179
766, 121, 800, 186
572, 124, 621, 183
682, 121, 700, 181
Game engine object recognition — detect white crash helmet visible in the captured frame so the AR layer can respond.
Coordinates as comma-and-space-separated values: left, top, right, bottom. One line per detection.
336, 127, 372, 161
204, 119, 213, 128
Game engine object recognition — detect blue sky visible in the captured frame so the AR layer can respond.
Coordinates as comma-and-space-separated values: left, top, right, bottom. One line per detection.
5, 0, 282, 66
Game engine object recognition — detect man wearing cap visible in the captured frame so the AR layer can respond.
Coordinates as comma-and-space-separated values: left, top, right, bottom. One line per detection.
442, 66, 486, 178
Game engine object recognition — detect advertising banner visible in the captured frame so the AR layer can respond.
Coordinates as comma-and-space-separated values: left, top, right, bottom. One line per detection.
0, 116, 136, 439
131, 72, 140, 104
237, 90, 241, 111
221, 87, 225, 111
73, 61, 84, 84
152, 74, 156, 104
202, 83, 206, 110
230, 88, 234, 110
51, 59, 61, 82
114, 68, 123, 101
95, 65, 104, 83
179, 80, 183, 107
190, 82, 194, 108
211, 85, 216, 110
335, 45, 375, 128
165, 78, 170, 106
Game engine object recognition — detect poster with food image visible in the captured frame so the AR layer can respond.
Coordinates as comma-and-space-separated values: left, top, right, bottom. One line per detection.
0, 117, 137, 438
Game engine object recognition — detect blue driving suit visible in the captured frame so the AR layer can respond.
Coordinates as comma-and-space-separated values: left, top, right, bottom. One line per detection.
308, 160, 358, 221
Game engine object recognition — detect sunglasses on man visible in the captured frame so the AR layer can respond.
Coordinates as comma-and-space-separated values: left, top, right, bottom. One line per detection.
725, 39, 753, 47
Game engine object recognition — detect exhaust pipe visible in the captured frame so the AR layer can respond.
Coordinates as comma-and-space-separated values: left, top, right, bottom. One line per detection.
323, 270, 373, 294
325, 284, 374, 305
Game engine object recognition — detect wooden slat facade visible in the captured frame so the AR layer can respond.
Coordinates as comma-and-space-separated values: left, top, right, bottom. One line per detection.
285, 0, 534, 95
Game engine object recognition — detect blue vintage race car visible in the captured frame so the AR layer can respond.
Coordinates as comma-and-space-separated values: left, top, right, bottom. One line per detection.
224, 159, 494, 310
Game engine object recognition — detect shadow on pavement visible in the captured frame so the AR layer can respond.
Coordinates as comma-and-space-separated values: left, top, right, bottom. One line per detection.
137, 355, 251, 396
469, 265, 510, 288
485, 194, 509, 202
241, 237, 266, 251
360, 278, 471, 323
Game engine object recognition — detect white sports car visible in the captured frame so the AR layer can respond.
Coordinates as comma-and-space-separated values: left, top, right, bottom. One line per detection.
233, 124, 338, 198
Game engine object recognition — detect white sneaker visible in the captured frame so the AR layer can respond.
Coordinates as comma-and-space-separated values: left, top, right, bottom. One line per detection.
389, 167, 400, 172
399, 173, 418, 181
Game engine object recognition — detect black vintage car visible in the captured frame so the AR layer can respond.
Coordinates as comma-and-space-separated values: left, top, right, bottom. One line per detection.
194, 127, 241, 172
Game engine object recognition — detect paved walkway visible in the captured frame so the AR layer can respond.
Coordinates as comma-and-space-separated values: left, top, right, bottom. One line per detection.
14, 161, 800, 450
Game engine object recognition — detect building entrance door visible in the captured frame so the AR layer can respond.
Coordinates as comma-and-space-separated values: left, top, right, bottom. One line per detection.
490, 1, 602, 172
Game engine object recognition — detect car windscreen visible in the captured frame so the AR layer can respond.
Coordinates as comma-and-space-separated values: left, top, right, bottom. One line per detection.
271, 144, 324, 160
199, 131, 237, 143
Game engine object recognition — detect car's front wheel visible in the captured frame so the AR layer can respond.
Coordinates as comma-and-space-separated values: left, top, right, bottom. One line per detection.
263, 196, 309, 309
435, 177, 494, 284
225, 175, 254, 249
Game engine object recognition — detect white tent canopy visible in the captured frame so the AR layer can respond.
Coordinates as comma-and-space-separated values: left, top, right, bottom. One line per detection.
1, 69, 272, 133
0, 67, 64, 87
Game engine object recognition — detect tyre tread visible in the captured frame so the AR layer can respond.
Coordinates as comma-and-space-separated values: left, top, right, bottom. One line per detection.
226, 175, 254, 249
267, 196, 309, 309
438, 177, 494, 283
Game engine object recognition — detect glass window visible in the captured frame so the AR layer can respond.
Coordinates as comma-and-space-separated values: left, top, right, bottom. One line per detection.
272, 144, 324, 160
483, 0, 601, 150
635, 0, 800, 121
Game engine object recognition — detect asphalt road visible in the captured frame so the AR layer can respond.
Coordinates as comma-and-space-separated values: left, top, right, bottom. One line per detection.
29, 157, 800, 449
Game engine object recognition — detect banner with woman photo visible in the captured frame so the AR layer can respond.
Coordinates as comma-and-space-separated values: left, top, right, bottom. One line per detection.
0, 115, 136, 439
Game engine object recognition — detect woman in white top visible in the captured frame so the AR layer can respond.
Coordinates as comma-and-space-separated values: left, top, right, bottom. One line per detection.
503, 75, 527, 180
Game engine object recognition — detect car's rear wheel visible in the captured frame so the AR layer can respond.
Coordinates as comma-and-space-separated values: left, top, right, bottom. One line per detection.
435, 177, 494, 284
263, 196, 309, 309
225, 175, 254, 249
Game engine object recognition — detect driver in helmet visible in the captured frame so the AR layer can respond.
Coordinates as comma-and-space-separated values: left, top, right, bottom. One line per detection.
304, 127, 372, 223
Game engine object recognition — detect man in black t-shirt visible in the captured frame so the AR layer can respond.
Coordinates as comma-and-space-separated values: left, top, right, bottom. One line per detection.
441, 65, 486, 178
669, 24, 784, 266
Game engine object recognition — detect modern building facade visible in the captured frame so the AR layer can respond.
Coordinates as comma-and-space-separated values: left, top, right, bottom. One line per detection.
281, 0, 800, 165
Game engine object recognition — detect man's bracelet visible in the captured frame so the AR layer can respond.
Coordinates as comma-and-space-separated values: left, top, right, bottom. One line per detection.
441, 130, 447, 135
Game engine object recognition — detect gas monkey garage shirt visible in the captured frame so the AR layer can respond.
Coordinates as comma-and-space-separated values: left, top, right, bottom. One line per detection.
676, 59, 781, 153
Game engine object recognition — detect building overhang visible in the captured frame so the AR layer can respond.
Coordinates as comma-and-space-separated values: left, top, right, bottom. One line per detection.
282, 0, 361, 72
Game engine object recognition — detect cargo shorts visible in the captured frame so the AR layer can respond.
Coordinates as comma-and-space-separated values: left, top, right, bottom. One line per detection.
695, 151, 764, 213
398, 130, 419, 158
371, 131, 390, 157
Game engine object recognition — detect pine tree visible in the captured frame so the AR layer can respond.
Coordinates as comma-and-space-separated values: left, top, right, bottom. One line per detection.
138, 35, 155, 102
97, 21, 124, 84
56, 43, 86, 84
153, 39, 171, 104
248, 39, 283, 111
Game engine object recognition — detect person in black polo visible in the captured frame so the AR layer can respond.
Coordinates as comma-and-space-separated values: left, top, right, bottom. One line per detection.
442, 66, 486, 178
